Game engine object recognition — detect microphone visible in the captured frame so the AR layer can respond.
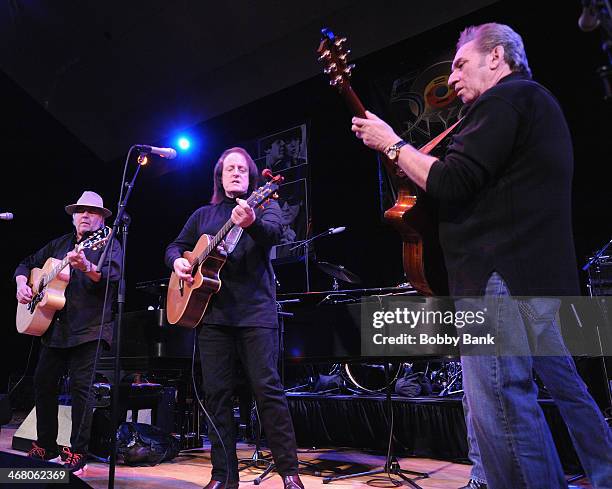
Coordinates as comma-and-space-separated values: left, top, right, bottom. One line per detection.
579, 0, 600, 32
0, 212, 13, 220
135, 145, 177, 159
288, 226, 347, 251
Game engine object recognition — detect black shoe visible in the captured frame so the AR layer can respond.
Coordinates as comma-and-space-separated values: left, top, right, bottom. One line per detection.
27, 442, 61, 463
458, 480, 487, 489
62, 447, 87, 475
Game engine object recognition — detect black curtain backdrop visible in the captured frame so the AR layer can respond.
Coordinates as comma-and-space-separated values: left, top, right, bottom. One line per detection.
2, 1, 610, 399
286, 395, 581, 472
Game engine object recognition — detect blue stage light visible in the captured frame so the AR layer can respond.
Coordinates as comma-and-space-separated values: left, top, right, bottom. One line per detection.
177, 137, 191, 150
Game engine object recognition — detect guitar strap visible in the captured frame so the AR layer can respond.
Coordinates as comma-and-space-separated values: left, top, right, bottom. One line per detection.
419, 117, 464, 155
224, 225, 244, 254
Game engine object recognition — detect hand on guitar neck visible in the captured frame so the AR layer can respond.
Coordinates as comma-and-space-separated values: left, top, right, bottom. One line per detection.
67, 249, 101, 282
351, 110, 400, 154
15, 245, 100, 303
351, 111, 439, 191
231, 198, 256, 228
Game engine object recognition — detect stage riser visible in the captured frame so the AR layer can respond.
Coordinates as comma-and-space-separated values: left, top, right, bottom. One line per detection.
286, 395, 583, 473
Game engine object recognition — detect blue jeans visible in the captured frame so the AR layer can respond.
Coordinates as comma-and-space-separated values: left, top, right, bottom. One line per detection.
457, 272, 612, 489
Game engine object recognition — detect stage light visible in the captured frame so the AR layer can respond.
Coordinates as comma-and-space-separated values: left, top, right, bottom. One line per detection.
177, 137, 191, 151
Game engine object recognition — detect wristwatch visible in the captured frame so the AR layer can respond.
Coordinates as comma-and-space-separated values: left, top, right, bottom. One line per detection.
385, 140, 408, 162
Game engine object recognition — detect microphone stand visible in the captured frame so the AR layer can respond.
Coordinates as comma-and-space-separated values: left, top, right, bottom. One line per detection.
288, 228, 341, 253
289, 228, 345, 292
97, 149, 145, 489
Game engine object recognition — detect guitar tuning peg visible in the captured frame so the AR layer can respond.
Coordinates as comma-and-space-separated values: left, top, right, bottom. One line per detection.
272, 192, 279, 199
340, 49, 351, 59
330, 79, 338, 86
323, 67, 332, 74
317, 50, 331, 61
348, 63, 355, 71
335, 37, 347, 46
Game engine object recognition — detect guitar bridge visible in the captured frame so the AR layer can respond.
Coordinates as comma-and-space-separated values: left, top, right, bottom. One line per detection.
178, 279, 184, 297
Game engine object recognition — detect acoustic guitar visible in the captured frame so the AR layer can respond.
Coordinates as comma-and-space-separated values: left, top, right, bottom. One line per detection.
318, 29, 461, 296
166, 171, 283, 328
16, 226, 111, 336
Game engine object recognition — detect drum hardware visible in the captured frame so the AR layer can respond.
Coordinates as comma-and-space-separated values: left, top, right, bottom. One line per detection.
432, 362, 463, 396
583, 240, 612, 416
316, 261, 361, 292
287, 226, 348, 292
343, 362, 406, 394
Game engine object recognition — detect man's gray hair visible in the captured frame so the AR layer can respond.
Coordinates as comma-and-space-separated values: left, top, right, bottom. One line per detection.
457, 23, 532, 77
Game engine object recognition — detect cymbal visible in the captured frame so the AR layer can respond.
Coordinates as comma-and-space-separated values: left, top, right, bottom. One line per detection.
316, 261, 361, 284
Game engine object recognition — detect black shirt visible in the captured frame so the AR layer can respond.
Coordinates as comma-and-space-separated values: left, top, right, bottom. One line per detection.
426, 73, 579, 296
14, 230, 122, 348
164, 196, 282, 328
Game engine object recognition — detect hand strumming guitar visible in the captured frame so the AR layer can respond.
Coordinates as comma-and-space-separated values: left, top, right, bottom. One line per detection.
173, 257, 194, 284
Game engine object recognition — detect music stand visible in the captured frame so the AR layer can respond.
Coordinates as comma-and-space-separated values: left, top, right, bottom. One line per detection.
322, 363, 428, 487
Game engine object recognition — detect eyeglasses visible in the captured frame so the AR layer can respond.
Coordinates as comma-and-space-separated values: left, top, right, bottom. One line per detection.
74, 207, 103, 215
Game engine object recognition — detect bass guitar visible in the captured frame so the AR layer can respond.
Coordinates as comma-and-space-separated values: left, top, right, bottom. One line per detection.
317, 28, 461, 295
16, 226, 111, 336
166, 171, 283, 328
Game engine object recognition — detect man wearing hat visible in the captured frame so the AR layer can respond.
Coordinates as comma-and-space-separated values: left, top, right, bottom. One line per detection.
14, 190, 122, 474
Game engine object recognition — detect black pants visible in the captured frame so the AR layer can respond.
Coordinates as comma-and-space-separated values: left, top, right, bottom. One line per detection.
33, 340, 103, 453
199, 325, 298, 483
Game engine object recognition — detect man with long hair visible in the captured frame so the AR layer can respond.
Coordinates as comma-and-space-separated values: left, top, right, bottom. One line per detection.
165, 147, 303, 489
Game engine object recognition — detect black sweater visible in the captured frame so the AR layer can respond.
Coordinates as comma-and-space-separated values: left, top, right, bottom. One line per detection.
164, 196, 282, 327
426, 73, 579, 296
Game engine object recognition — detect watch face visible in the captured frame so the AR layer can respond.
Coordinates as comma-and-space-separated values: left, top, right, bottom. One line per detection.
386, 146, 398, 160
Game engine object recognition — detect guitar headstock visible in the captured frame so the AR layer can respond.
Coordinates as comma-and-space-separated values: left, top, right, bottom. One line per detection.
317, 28, 354, 93
79, 226, 111, 251
246, 171, 284, 209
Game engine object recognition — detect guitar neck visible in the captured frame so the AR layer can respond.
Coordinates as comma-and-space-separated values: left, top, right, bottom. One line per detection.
195, 218, 235, 265
41, 253, 72, 290
341, 85, 366, 118
343, 82, 460, 155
